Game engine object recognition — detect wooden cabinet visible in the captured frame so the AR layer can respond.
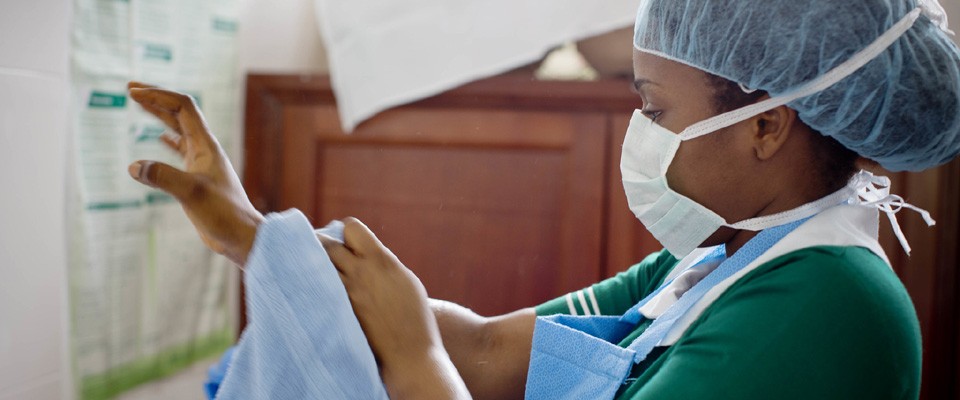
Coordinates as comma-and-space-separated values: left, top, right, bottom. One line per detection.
243, 73, 958, 399
292, 106, 609, 315
243, 74, 648, 316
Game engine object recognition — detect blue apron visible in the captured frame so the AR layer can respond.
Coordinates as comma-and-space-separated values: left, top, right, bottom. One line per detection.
524, 219, 806, 399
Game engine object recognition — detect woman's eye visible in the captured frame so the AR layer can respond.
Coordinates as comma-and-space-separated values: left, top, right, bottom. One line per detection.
641, 109, 662, 122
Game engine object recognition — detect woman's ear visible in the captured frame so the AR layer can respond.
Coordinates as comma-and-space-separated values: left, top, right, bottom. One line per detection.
752, 105, 796, 160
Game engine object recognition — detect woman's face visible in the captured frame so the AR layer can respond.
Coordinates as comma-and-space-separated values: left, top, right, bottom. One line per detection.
631, 49, 767, 247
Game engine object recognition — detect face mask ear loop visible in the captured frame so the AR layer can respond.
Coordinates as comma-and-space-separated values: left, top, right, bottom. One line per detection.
677, 8, 922, 142
659, 137, 682, 177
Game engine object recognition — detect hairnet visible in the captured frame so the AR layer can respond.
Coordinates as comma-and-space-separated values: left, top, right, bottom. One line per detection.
634, 0, 960, 172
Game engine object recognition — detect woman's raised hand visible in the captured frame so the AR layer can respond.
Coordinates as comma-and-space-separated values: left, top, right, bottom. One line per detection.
126, 82, 264, 265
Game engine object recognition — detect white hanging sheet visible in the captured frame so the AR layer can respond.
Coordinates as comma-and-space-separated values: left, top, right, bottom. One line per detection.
313, 0, 638, 131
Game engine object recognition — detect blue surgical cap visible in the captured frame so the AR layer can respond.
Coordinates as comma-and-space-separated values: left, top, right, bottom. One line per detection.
634, 0, 960, 172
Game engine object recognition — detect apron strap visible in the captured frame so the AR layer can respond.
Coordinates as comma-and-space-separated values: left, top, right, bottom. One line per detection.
619, 246, 725, 325
625, 218, 808, 364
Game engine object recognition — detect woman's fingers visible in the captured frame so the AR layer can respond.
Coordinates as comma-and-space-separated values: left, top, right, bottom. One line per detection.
135, 99, 182, 133
128, 81, 157, 90
128, 160, 199, 201
128, 87, 186, 113
160, 131, 185, 155
317, 233, 357, 273
341, 217, 383, 257
128, 87, 216, 149
129, 83, 182, 132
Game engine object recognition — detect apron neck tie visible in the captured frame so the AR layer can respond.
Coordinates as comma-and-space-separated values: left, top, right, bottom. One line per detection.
849, 171, 936, 256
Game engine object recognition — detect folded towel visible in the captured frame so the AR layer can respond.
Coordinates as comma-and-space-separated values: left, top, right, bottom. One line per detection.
213, 210, 389, 399
204, 346, 235, 399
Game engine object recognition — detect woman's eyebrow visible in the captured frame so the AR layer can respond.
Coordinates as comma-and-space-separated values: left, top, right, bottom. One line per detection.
632, 78, 659, 92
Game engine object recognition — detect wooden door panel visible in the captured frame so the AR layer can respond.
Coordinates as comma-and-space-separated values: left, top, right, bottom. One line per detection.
317, 145, 566, 314
279, 105, 607, 315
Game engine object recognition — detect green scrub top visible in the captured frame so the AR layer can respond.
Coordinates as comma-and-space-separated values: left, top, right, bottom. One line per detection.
535, 246, 921, 399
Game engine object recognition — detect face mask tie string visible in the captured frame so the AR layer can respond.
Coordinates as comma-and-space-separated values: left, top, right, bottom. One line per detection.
849, 171, 936, 255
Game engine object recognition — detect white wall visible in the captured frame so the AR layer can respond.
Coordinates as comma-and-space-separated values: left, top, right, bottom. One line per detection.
0, 1, 72, 399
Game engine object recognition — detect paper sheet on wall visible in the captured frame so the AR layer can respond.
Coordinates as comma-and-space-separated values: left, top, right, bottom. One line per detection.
68, 0, 242, 399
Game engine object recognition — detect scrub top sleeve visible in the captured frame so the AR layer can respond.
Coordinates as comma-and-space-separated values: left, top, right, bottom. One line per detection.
623, 246, 921, 400
535, 250, 677, 317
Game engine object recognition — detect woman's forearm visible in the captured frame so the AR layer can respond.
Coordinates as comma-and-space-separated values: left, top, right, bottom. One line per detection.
431, 299, 535, 400
381, 346, 472, 400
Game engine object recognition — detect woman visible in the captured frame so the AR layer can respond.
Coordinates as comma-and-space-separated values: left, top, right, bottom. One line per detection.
127, 0, 960, 398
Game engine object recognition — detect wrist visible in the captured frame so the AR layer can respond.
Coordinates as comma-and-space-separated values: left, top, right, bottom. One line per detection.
232, 210, 265, 265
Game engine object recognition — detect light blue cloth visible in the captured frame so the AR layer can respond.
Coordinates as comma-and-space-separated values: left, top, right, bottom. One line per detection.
204, 346, 235, 399
526, 315, 637, 399
617, 246, 725, 325
214, 210, 389, 400
524, 219, 805, 399
634, 0, 960, 171
619, 219, 804, 363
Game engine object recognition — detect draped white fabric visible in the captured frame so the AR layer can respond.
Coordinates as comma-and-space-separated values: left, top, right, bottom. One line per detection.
313, 0, 637, 131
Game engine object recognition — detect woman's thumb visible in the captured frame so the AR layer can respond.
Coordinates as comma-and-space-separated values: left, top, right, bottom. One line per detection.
128, 161, 196, 200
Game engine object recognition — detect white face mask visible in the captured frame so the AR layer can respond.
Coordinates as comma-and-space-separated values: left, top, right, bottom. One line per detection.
621, 8, 926, 259
620, 111, 859, 258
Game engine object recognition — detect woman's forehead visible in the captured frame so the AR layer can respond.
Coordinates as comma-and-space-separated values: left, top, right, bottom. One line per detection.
632, 49, 711, 93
